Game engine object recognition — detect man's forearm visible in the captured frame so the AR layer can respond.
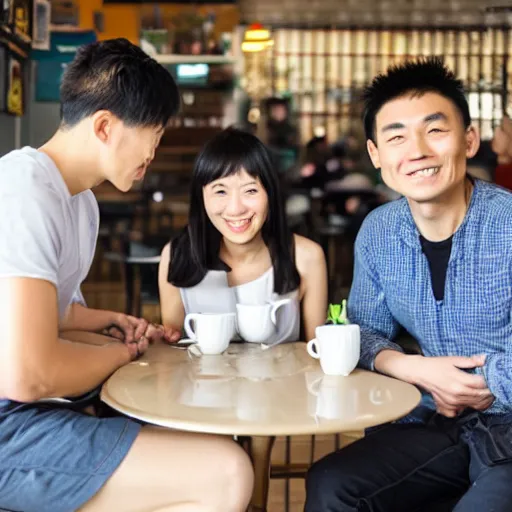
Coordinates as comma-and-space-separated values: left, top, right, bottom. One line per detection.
374, 349, 422, 385
59, 330, 118, 346
358, 327, 405, 370
60, 303, 116, 332
41, 338, 130, 399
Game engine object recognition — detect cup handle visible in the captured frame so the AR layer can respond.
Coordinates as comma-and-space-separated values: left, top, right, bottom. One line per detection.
306, 338, 320, 359
270, 298, 292, 325
184, 314, 199, 341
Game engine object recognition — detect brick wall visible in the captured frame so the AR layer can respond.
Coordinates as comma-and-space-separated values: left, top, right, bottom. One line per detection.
239, 0, 512, 27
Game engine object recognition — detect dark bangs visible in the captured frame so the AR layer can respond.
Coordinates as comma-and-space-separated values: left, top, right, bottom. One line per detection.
193, 128, 274, 188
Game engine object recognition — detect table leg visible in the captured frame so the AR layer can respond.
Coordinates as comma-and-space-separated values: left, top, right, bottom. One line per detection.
249, 436, 275, 512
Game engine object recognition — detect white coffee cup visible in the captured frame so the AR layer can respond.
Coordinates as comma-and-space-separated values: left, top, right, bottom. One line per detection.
306, 324, 360, 376
184, 312, 236, 355
236, 299, 292, 343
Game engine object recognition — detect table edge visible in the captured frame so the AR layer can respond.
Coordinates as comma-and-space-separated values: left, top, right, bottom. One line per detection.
100, 382, 422, 437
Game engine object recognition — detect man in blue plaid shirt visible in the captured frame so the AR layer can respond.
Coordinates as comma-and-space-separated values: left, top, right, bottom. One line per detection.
305, 58, 512, 511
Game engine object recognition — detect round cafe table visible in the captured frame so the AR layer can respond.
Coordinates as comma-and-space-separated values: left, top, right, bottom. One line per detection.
101, 342, 421, 511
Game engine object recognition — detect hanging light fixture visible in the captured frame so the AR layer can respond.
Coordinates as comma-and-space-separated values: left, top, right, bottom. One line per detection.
241, 23, 273, 53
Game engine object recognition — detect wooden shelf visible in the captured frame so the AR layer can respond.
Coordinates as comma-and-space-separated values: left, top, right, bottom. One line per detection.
154, 54, 235, 65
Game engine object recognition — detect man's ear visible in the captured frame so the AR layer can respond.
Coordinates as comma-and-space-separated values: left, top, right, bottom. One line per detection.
367, 139, 381, 169
465, 124, 480, 159
92, 110, 114, 144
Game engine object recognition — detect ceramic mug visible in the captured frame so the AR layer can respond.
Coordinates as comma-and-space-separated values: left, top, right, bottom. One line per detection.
306, 324, 360, 376
236, 299, 292, 343
184, 312, 236, 355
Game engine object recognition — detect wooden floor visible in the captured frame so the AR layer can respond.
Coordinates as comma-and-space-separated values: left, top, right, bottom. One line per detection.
267, 434, 361, 511
82, 281, 362, 511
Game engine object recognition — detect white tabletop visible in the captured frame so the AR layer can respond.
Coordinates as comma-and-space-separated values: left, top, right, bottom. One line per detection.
101, 342, 421, 436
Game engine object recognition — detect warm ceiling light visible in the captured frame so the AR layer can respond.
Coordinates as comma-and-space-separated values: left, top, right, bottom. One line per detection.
242, 23, 273, 53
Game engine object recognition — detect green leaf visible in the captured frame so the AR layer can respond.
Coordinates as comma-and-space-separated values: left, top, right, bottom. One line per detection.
326, 300, 349, 325
338, 299, 348, 324
328, 304, 341, 324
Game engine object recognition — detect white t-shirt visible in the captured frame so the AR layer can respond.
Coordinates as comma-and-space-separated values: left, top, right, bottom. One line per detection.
0, 147, 99, 320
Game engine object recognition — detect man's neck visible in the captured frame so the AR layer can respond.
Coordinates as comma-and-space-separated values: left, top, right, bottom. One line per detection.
408, 178, 473, 242
39, 128, 104, 196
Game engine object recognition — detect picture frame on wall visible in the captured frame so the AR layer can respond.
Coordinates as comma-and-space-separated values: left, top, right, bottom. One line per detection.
9, 0, 32, 43
1, 0, 11, 25
0, 0, 32, 58
32, 0, 50, 50
0, 43, 6, 113
6, 50, 23, 115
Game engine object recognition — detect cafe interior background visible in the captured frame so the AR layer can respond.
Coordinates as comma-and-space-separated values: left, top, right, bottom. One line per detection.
0, 0, 511, 509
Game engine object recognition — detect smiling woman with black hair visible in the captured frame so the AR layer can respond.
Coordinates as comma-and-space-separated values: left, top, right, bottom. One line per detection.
159, 127, 328, 343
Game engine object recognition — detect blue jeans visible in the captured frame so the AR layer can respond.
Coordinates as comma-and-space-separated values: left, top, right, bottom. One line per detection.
305, 411, 512, 512
0, 402, 140, 512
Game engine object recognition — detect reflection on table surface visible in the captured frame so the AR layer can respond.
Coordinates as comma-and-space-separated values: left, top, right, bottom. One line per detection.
101, 342, 421, 436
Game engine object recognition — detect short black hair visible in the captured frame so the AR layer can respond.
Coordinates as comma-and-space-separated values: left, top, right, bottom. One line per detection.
362, 57, 471, 143
168, 127, 300, 295
60, 38, 180, 128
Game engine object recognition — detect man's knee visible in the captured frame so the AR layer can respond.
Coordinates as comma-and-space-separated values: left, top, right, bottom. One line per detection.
305, 453, 356, 512
455, 461, 512, 512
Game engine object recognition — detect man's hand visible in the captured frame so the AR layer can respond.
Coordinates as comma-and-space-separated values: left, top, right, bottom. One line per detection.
103, 313, 181, 346
410, 354, 494, 417
375, 351, 495, 418
103, 313, 148, 343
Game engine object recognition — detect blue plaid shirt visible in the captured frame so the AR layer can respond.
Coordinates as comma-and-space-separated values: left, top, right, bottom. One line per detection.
348, 179, 512, 415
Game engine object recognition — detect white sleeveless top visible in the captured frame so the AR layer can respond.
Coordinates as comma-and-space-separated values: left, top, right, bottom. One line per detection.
179, 267, 301, 343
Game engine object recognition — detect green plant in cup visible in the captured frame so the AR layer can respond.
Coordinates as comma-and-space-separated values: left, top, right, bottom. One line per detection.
326, 299, 349, 325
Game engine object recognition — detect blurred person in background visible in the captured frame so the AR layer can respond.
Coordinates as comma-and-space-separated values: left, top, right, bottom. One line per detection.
492, 115, 512, 190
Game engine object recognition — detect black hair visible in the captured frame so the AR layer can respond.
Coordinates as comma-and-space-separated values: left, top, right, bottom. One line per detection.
168, 127, 300, 295
362, 57, 471, 143
60, 38, 180, 128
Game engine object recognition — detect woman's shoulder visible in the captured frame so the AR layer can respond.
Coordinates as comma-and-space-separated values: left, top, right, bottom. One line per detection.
161, 241, 171, 260
293, 234, 325, 270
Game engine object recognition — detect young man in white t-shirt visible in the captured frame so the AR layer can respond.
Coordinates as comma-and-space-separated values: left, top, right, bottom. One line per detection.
0, 38, 253, 512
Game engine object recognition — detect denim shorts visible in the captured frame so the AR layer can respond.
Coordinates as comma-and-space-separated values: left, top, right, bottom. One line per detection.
0, 402, 141, 512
